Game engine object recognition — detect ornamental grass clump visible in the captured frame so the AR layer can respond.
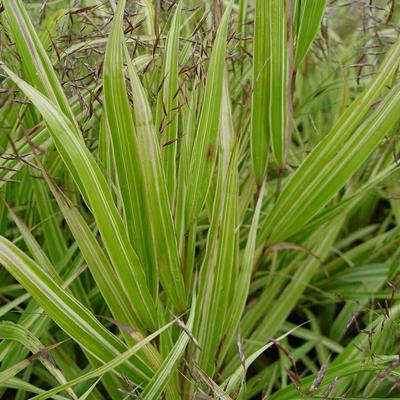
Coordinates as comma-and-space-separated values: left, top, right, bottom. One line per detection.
0, 0, 400, 399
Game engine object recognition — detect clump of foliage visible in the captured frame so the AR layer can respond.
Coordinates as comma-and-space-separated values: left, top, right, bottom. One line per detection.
0, 0, 400, 399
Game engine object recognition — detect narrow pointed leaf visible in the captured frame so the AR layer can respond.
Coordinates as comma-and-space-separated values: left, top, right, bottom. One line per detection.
186, 3, 232, 225
2, 65, 157, 330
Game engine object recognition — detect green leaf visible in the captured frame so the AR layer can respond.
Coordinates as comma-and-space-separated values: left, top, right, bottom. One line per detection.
124, 40, 187, 312
142, 300, 196, 400
251, 0, 289, 182
261, 39, 400, 244
0, 321, 78, 399
196, 142, 238, 375
28, 317, 179, 400
3, 0, 79, 131
294, 0, 327, 68
1, 64, 157, 331
0, 236, 154, 384
159, 3, 182, 204
103, 0, 156, 294
186, 2, 232, 225
32, 179, 67, 265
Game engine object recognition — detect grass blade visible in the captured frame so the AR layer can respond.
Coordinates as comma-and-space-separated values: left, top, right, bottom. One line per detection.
1, 64, 158, 330
103, 0, 156, 292
261, 39, 400, 244
186, 2, 232, 225
159, 3, 181, 204
3, 0, 79, 130
251, 0, 289, 182
294, 0, 327, 68
0, 236, 154, 383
